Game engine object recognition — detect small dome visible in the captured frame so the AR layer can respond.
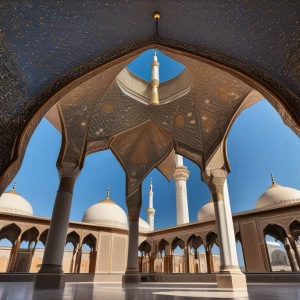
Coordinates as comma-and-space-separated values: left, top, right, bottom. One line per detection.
256, 175, 300, 209
139, 218, 151, 232
0, 185, 33, 216
82, 189, 128, 229
256, 184, 300, 209
197, 200, 215, 222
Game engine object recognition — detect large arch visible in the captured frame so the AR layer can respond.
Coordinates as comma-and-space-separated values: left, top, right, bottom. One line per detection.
0, 38, 299, 193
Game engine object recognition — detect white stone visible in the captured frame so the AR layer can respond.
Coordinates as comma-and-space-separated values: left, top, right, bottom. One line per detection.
82, 199, 128, 229
256, 184, 300, 209
197, 200, 214, 221
0, 190, 33, 216
82, 196, 151, 232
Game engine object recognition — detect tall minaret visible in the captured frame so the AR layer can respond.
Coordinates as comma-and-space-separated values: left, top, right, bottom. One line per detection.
174, 154, 190, 225
150, 51, 160, 105
146, 180, 155, 230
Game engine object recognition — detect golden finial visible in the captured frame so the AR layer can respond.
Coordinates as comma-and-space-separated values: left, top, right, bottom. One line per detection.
13, 182, 16, 191
271, 173, 275, 185
153, 12, 160, 19
106, 186, 110, 199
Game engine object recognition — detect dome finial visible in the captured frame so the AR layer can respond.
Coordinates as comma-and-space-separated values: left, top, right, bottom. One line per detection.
106, 186, 110, 199
271, 173, 275, 185
13, 182, 16, 191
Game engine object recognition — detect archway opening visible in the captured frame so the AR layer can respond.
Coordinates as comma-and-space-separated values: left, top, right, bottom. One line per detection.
172, 237, 185, 273
264, 224, 295, 272
78, 234, 97, 273
206, 231, 220, 273
187, 234, 203, 273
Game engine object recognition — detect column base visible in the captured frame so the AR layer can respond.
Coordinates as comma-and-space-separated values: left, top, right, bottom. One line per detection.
122, 273, 141, 284
216, 268, 247, 290
38, 264, 63, 274
35, 273, 66, 288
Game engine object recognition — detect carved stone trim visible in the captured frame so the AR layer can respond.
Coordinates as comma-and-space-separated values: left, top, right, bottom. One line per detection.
58, 177, 75, 193
202, 169, 227, 201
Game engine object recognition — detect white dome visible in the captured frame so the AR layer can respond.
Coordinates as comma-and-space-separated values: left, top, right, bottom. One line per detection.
0, 189, 33, 216
256, 183, 300, 209
82, 197, 128, 229
197, 200, 215, 221
139, 218, 151, 232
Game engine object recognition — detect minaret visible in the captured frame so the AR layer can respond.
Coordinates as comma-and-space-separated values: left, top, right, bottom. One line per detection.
146, 180, 155, 230
174, 154, 190, 225
150, 51, 160, 105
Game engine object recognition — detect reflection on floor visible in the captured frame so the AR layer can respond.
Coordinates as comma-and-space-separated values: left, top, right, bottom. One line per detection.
0, 282, 300, 300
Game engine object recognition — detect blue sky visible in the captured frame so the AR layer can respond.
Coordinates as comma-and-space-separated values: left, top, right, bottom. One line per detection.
5, 50, 300, 264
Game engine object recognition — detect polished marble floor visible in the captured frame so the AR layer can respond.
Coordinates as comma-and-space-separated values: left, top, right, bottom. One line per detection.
0, 282, 299, 300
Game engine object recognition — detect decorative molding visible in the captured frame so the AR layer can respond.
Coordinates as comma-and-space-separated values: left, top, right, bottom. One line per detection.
0, 208, 32, 217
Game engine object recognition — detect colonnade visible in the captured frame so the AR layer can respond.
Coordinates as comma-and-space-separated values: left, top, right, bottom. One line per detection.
30, 165, 246, 289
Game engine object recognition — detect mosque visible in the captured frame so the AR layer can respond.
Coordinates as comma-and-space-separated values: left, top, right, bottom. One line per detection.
0, 3, 299, 298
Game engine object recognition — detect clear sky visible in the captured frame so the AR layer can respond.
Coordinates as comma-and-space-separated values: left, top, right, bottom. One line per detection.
5, 50, 300, 264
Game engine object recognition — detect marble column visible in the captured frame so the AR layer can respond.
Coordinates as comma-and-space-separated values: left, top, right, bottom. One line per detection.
35, 176, 76, 287
288, 235, 300, 269
202, 169, 247, 290
284, 241, 297, 272
123, 179, 142, 284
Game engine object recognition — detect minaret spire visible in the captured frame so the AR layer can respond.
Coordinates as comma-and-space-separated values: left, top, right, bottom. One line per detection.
146, 179, 155, 231
271, 173, 275, 185
150, 50, 160, 105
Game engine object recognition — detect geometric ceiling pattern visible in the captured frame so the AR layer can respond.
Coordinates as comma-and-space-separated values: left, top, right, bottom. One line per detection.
46, 50, 262, 183
0, 1, 299, 193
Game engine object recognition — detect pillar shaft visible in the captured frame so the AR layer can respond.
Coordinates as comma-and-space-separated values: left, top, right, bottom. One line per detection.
206, 249, 214, 273
123, 178, 141, 283
203, 169, 247, 289
285, 243, 297, 272
211, 178, 238, 269
126, 218, 139, 274
39, 177, 75, 273
288, 236, 300, 269
7, 237, 21, 272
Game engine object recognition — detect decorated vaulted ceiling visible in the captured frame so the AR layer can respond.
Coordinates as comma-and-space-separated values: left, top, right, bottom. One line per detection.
0, 1, 299, 192
45, 49, 263, 183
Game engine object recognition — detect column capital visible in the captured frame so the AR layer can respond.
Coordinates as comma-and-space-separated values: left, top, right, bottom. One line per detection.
202, 168, 228, 201
58, 164, 81, 179
58, 177, 75, 193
